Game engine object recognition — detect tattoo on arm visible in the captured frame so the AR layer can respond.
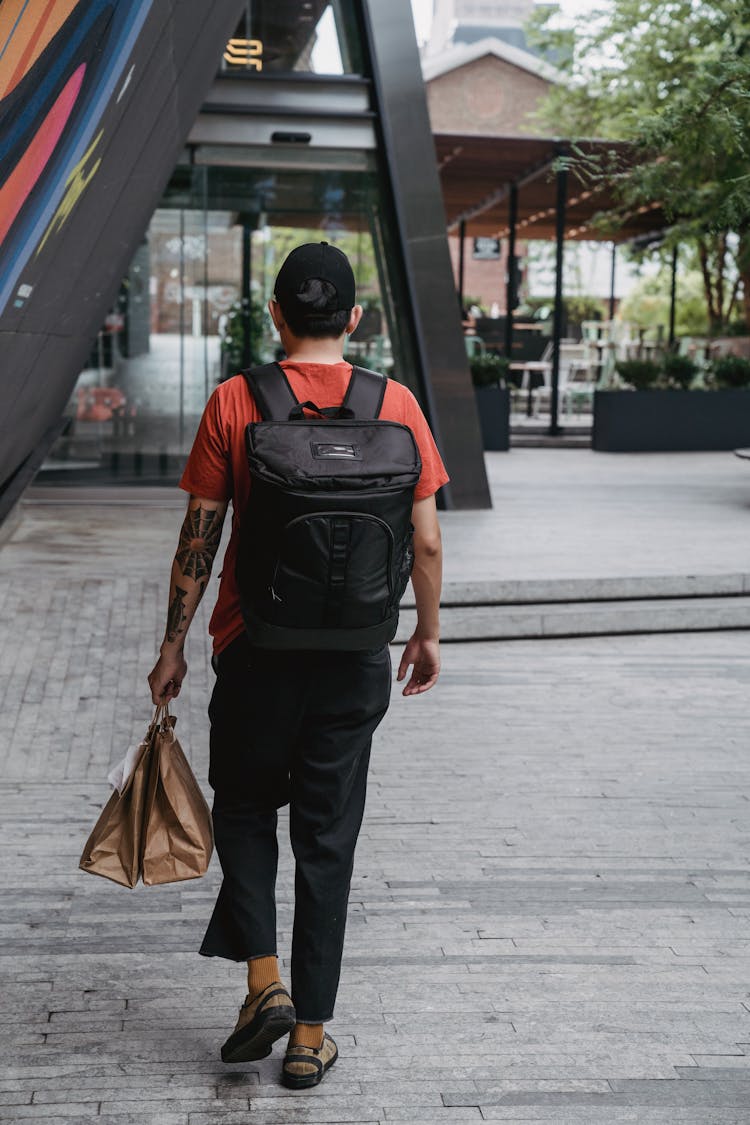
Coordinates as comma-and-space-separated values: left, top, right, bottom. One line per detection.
166, 585, 188, 643
176, 506, 223, 581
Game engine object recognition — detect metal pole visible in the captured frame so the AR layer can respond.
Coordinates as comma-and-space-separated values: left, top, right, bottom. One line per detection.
549, 163, 567, 436
241, 222, 252, 369
609, 241, 616, 321
457, 219, 466, 310
504, 182, 518, 360
669, 244, 678, 347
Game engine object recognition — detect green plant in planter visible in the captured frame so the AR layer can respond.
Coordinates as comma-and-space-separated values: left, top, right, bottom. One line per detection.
614, 358, 661, 390
661, 353, 699, 390
470, 353, 510, 388
710, 354, 750, 389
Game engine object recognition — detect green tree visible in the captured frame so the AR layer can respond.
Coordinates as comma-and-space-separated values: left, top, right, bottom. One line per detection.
529, 0, 750, 333
619, 258, 711, 336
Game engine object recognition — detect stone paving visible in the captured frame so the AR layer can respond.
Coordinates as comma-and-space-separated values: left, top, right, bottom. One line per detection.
2, 454, 750, 1123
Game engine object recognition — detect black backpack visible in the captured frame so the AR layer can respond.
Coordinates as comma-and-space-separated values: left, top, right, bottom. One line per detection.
236, 362, 422, 650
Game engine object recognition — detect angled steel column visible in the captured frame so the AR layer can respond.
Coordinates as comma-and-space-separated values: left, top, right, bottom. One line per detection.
609, 242, 617, 321
357, 0, 491, 509
504, 182, 518, 360
0, 0, 246, 523
549, 162, 568, 437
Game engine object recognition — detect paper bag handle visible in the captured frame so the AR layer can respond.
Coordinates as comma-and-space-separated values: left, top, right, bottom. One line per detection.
149, 701, 176, 741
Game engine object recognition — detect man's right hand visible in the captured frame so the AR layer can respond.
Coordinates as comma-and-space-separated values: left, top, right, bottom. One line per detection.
148, 648, 188, 705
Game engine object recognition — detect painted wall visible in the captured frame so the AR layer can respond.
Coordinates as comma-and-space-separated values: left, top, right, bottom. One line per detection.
0, 0, 244, 520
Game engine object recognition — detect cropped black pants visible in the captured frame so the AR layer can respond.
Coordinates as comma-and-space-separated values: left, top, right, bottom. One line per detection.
199, 633, 391, 1022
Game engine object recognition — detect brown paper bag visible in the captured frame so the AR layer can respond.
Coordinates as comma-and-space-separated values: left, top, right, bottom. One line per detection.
141, 709, 214, 885
78, 731, 152, 888
79, 705, 213, 888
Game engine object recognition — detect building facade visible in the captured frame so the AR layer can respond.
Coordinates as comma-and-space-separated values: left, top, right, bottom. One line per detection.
0, 0, 490, 518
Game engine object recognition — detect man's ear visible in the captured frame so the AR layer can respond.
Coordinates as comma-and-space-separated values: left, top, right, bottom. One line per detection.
345, 305, 364, 335
268, 298, 284, 331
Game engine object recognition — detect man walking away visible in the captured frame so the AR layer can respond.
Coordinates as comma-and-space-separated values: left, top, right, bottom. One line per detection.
148, 242, 447, 1088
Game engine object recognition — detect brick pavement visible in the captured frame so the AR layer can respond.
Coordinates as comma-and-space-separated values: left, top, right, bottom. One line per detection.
2, 491, 750, 1123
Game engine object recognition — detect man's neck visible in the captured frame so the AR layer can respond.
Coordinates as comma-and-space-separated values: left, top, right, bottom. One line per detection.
283, 335, 347, 365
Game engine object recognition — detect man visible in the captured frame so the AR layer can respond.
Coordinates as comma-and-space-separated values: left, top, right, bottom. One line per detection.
148, 242, 447, 1088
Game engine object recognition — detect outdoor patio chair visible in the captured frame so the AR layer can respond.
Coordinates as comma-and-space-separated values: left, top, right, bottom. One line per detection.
561, 365, 596, 415
464, 335, 485, 358
528, 341, 591, 417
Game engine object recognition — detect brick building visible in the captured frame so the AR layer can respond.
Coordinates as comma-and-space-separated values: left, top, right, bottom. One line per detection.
423, 36, 560, 313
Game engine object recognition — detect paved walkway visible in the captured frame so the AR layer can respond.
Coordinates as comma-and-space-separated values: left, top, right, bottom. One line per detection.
2, 452, 750, 1123
21, 448, 750, 585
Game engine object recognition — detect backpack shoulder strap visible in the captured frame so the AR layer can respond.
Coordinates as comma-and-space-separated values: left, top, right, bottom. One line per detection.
343, 366, 387, 419
241, 362, 298, 421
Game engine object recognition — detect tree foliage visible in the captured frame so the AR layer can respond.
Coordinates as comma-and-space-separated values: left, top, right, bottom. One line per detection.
529, 0, 750, 332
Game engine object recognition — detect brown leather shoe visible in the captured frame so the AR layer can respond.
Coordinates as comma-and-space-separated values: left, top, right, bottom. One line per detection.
221, 982, 296, 1063
281, 1032, 338, 1088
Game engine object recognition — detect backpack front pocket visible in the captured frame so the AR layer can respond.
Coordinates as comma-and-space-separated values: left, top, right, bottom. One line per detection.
266, 512, 394, 629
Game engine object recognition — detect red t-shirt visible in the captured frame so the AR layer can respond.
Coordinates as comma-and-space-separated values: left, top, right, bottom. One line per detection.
179, 360, 449, 654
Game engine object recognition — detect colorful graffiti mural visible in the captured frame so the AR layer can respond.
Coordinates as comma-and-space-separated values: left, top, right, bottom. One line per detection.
0, 0, 155, 315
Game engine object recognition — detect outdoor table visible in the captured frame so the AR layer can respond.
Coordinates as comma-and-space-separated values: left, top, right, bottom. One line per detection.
509, 360, 551, 416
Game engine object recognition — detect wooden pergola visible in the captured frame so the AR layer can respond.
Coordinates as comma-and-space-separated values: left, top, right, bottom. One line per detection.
434, 133, 669, 433
435, 133, 665, 240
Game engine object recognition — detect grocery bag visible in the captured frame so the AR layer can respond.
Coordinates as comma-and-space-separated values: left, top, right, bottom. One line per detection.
140, 707, 214, 885
79, 704, 213, 887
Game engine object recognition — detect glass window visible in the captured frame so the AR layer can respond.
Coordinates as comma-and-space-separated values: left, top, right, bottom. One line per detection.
41, 158, 410, 485
221, 0, 363, 76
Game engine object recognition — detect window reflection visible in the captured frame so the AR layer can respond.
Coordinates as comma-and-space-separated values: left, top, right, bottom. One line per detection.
220, 1, 360, 76
42, 163, 400, 485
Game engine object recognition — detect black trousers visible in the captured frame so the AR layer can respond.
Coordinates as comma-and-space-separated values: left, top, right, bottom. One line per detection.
199, 633, 391, 1022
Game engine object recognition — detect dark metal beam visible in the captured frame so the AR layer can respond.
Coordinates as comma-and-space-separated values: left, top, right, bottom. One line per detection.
609, 242, 617, 321
504, 182, 518, 360
457, 219, 466, 308
549, 162, 568, 437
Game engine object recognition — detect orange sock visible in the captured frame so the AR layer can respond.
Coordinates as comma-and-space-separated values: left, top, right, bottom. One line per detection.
246, 955, 280, 997
289, 1022, 324, 1049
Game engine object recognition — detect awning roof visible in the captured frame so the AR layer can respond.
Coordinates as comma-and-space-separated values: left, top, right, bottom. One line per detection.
434, 133, 668, 243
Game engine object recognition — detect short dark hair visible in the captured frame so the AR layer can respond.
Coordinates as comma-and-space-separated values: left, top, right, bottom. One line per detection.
278, 278, 352, 339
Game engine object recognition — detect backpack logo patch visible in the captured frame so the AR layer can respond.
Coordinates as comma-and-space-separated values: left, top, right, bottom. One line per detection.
311, 442, 360, 460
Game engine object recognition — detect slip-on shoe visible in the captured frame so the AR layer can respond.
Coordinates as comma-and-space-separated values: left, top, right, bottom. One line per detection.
281, 1032, 338, 1088
221, 981, 296, 1063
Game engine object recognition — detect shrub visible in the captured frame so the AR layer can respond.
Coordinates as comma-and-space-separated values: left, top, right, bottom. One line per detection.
614, 358, 661, 390
710, 354, 750, 389
470, 352, 510, 388
661, 353, 699, 390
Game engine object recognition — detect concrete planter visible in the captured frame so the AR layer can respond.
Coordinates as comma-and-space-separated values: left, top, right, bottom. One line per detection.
593, 389, 750, 452
474, 385, 510, 452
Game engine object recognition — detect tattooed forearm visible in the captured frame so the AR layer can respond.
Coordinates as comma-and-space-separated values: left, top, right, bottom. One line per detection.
175, 505, 223, 581
166, 585, 188, 643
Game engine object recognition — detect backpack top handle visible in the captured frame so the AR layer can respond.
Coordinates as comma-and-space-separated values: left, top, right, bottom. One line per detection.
243, 363, 387, 422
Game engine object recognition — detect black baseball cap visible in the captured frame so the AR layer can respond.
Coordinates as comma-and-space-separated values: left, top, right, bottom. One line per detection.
273, 241, 356, 315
